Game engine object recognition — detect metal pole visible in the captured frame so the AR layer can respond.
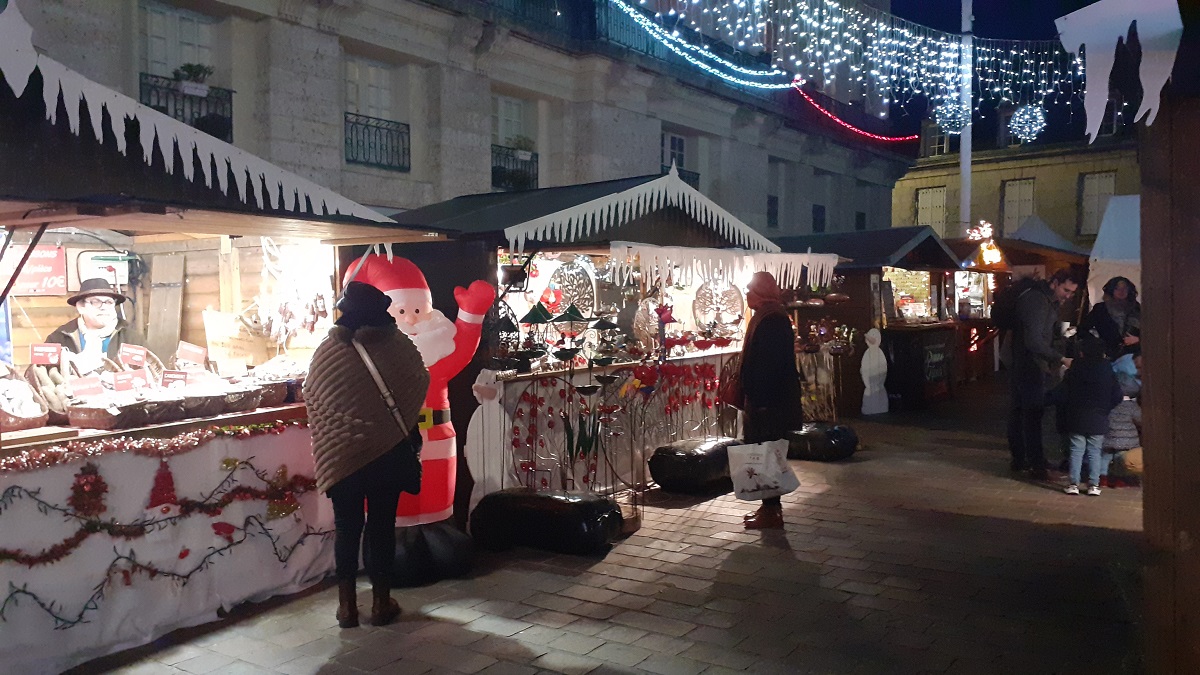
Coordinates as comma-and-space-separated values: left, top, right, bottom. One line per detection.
959, 0, 973, 238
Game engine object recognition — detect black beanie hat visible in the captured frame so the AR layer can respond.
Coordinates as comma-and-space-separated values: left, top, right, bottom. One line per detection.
336, 281, 395, 329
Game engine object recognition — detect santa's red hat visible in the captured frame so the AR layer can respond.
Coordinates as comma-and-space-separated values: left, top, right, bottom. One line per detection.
346, 254, 431, 308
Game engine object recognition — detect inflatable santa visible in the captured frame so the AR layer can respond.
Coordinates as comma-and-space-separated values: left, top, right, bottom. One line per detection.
349, 254, 496, 526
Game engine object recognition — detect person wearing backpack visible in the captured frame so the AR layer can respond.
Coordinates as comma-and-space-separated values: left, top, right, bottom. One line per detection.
1005, 268, 1081, 480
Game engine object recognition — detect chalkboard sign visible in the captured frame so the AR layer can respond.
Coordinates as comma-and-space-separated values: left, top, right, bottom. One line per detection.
923, 340, 950, 399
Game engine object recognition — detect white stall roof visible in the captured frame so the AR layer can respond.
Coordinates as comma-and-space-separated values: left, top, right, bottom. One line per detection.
1088, 195, 1141, 303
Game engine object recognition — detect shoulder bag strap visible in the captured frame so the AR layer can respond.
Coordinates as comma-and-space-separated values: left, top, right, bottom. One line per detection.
351, 339, 410, 437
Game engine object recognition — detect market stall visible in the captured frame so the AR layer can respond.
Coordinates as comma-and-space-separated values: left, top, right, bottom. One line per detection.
0, 2, 435, 669
1088, 196, 1140, 306
381, 168, 837, 531
773, 226, 962, 415
946, 218, 1091, 382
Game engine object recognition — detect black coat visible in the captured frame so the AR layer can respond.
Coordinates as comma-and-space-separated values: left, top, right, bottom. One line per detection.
1080, 301, 1141, 359
1010, 283, 1063, 401
1049, 357, 1123, 436
740, 310, 804, 443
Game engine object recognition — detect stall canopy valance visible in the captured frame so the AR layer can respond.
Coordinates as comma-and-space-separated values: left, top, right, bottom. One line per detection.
609, 241, 838, 291
772, 226, 961, 271
0, 0, 389, 225
391, 166, 779, 253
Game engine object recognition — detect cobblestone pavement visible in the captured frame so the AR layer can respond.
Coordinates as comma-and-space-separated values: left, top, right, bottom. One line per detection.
73, 379, 1143, 675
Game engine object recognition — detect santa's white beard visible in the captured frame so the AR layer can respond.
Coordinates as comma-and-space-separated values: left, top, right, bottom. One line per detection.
401, 309, 457, 366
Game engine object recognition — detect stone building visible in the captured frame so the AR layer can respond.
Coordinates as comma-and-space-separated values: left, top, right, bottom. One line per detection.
892, 109, 1139, 247
20, 0, 911, 234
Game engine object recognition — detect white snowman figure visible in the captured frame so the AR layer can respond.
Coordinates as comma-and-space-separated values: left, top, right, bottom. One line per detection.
860, 328, 889, 415
464, 369, 519, 514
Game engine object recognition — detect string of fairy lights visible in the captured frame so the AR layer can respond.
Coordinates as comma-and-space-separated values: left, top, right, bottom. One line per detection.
612, 0, 1090, 141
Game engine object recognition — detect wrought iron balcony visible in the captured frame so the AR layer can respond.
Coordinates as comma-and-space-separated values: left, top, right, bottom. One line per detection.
344, 112, 411, 172
492, 144, 539, 191
138, 73, 233, 143
662, 165, 700, 189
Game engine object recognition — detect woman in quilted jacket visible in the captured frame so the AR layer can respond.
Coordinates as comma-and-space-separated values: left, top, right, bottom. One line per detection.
305, 281, 429, 628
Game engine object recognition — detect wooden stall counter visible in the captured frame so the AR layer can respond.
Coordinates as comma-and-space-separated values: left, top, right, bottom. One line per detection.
883, 322, 958, 411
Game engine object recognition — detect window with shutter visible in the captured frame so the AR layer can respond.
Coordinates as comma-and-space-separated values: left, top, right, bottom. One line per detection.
345, 58, 393, 120
661, 133, 686, 170
916, 187, 947, 235
1079, 171, 1116, 236
139, 1, 215, 78
1002, 179, 1035, 235
493, 96, 528, 147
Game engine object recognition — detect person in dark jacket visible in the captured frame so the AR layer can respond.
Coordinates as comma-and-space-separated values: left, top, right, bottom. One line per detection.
1080, 276, 1141, 360
739, 271, 804, 530
1051, 332, 1123, 496
1008, 268, 1080, 480
46, 278, 131, 371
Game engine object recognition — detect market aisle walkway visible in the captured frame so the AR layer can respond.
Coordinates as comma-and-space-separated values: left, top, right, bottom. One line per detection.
75, 379, 1143, 675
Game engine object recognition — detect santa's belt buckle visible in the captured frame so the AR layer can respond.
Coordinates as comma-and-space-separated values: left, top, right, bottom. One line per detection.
417, 407, 435, 430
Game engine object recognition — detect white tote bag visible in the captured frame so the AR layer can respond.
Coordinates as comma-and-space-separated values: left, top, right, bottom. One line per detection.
728, 439, 800, 501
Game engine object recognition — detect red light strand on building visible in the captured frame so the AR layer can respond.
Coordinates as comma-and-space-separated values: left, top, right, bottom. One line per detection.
793, 86, 920, 143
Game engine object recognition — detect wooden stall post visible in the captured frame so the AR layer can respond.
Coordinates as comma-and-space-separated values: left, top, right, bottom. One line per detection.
218, 235, 242, 314
1140, 89, 1200, 673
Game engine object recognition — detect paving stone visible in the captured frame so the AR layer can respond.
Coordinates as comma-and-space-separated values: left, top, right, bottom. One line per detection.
530, 648, 605, 675
172, 652, 238, 674
611, 610, 696, 637
634, 653, 708, 675
464, 615, 535, 638
406, 642, 498, 674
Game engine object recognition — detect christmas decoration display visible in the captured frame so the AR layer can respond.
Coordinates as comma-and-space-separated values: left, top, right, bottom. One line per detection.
934, 101, 971, 134
1008, 104, 1047, 143
0, 424, 331, 674
350, 254, 495, 526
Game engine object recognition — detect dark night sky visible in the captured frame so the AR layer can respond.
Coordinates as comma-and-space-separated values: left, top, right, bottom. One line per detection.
890, 0, 1098, 40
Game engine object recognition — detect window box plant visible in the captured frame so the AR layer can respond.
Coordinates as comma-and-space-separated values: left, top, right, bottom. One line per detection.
510, 135, 536, 161
172, 63, 215, 98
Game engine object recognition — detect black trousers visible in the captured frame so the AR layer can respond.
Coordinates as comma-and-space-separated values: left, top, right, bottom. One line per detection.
326, 446, 405, 582
1007, 402, 1047, 471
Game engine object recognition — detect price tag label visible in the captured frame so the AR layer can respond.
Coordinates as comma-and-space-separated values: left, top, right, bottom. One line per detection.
30, 344, 62, 365
129, 370, 150, 389
162, 370, 189, 388
176, 341, 207, 364
118, 344, 148, 368
112, 371, 137, 392
68, 375, 104, 397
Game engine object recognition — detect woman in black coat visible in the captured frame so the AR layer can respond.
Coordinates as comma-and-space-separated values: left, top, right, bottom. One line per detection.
1081, 277, 1141, 359
739, 272, 804, 529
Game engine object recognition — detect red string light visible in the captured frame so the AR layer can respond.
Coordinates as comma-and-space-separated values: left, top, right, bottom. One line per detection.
793, 85, 920, 143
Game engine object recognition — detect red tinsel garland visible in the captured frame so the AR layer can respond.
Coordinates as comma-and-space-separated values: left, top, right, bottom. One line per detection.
0, 468, 317, 567
0, 420, 307, 474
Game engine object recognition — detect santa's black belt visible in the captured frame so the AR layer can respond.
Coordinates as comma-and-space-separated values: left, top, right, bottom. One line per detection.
418, 407, 451, 429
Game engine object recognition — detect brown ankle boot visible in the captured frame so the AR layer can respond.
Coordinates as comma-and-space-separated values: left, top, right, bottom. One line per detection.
336, 579, 359, 628
743, 504, 784, 530
369, 578, 400, 627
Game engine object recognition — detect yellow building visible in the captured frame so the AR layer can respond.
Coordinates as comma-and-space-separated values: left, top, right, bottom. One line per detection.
892, 125, 1139, 248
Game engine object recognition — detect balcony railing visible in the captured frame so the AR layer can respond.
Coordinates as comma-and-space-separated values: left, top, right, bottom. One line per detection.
662, 164, 700, 189
344, 112, 411, 172
138, 73, 233, 143
492, 145, 539, 191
